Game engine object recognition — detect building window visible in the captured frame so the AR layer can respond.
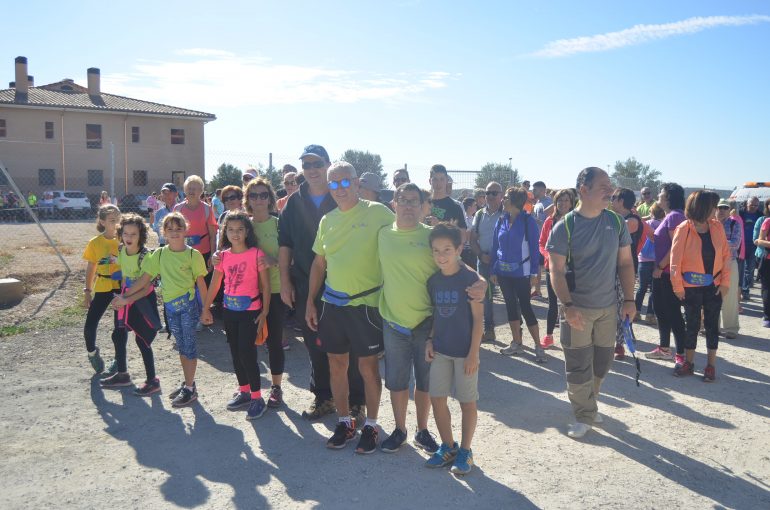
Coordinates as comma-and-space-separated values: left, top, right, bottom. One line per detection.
131, 126, 139, 143
45, 121, 54, 139
88, 170, 104, 187
170, 128, 185, 145
0, 119, 6, 137
0, 171, 8, 186
133, 170, 148, 187
86, 124, 102, 149
39, 169, 55, 186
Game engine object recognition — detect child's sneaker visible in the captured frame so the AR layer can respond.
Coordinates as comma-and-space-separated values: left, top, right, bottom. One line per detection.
414, 429, 439, 453
172, 386, 197, 407
614, 343, 625, 360
673, 360, 694, 377
500, 342, 524, 356
450, 447, 474, 475
102, 359, 118, 377
168, 381, 185, 400
425, 442, 459, 468
99, 372, 132, 388
227, 391, 252, 410
327, 421, 356, 449
540, 334, 554, 349
645, 347, 674, 360
267, 385, 283, 408
381, 428, 407, 453
246, 398, 267, 420
534, 345, 548, 363
88, 348, 104, 374
703, 365, 716, 383
133, 378, 161, 396
355, 425, 379, 454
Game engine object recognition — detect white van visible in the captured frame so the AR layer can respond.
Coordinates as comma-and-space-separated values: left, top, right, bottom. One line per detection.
728, 182, 770, 204
45, 190, 92, 218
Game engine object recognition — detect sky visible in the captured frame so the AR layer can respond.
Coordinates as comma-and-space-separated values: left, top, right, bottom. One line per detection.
2, 0, 769, 190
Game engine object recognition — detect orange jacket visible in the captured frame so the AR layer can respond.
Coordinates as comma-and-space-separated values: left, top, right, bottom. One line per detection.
670, 218, 730, 294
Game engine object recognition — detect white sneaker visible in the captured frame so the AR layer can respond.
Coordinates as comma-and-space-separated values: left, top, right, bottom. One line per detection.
593, 413, 604, 424
567, 422, 592, 439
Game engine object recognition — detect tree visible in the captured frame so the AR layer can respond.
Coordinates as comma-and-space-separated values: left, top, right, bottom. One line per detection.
612, 157, 662, 194
340, 150, 388, 189
207, 163, 242, 192
474, 162, 520, 191
254, 163, 283, 192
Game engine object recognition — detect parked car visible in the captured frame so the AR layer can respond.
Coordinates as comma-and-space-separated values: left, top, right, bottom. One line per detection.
119, 194, 150, 217
729, 182, 770, 205
45, 190, 91, 218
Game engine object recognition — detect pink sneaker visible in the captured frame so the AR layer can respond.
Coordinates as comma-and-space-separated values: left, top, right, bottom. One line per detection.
645, 347, 674, 361
540, 334, 554, 349
674, 353, 685, 365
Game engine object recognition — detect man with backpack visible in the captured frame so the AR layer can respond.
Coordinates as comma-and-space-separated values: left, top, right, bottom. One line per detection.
470, 181, 504, 341
547, 167, 635, 439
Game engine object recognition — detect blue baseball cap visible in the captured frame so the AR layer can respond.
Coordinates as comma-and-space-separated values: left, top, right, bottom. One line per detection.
299, 144, 330, 163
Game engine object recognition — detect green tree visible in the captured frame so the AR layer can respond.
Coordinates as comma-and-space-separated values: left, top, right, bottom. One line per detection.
208, 163, 242, 192
340, 150, 388, 189
474, 162, 520, 190
612, 157, 662, 194
254, 163, 283, 191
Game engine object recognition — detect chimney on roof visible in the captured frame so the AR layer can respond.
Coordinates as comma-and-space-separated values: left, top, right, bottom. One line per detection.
28, 75, 34, 87
15, 56, 28, 96
87, 67, 100, 95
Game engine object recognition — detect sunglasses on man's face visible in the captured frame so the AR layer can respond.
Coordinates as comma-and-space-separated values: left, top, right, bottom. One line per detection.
328, 179, 352, 191
284, 180, 297, 186
248, 191, 270, 200
485, 190, 500, 196
394, 177, 408, 184
223, 195, 241, 202
302, 161, 326, 170
642, 192, 651, 196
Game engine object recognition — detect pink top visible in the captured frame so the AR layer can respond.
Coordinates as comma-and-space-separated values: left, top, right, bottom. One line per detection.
730, 214, 746, 260
215, 247, 265, 311
174, 201, 218, 254
762, 218, 770, 260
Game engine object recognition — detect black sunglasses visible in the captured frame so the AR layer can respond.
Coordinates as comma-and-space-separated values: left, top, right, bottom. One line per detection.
485, 190, 500, 196
302, 161, 326, 170
223, 194, 241, 201
248, 191, 270, 200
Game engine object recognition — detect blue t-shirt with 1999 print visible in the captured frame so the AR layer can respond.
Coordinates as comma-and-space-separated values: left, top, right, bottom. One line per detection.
427, 265, 479, 358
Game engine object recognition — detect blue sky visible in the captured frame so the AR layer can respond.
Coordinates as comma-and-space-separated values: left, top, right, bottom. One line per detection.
3, 1, 769, 189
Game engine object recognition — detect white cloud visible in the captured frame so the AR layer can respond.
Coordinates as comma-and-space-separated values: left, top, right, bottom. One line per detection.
531, 15, 770, 58
100, 51, 457, 109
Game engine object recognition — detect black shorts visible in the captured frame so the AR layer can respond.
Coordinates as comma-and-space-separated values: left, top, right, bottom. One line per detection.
318, 302, 384, 357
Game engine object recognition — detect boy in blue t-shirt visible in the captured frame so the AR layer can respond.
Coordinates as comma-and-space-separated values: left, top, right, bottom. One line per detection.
425, 223, 483, 475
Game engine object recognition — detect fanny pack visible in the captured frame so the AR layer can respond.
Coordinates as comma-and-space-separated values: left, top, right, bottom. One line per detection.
185, 233, 208, 246
493, 257, 529, 277
385, 320, 412, 336
164, 292, 196, 313
224, 293, 261, 312
639, 238, 655, 260
683, 272, 717, 287
323, 283, 381, 306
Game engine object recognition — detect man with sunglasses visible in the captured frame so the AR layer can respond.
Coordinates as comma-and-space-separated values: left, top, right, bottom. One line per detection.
276, 171, 300, 212
306, 161, 395, 453
279, 145, 366, 424
636, 187, 655, 220
392, 169, 410, 188
470, 181, 504, 341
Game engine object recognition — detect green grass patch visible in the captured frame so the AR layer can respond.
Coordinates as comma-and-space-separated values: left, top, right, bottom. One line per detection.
0, 252, 12, 269
0, 325, 28, 337
1, 305, 83, 337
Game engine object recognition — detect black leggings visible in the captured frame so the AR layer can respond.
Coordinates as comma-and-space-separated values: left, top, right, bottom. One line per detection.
223, 309, 262, 393
498, 275, 538, 327
760, 259, 770, 321
545, 272, 558, 335
84, 290, 128, 370
126, 291, 160, 381
683, 285, 722, 351
264, 294, 286, 376
652, 274, 686, 354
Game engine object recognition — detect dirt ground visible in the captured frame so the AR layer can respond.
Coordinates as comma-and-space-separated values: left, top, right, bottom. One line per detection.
1, 273, 769, 508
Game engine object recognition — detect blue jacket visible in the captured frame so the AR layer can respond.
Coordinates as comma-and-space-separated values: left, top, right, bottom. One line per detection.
491, 211, 540, 277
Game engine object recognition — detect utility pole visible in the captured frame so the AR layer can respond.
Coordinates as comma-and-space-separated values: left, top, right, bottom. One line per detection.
110, 142, 115, 203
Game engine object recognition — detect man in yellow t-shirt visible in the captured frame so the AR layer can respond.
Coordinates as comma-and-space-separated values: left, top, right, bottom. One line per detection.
306, 161, 394, 453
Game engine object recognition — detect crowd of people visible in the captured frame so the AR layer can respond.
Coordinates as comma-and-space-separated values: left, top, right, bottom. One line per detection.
78, 146, 770, 475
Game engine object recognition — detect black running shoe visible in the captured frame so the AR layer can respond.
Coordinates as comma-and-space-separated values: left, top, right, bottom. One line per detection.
414, 428, 440, 453
133, 378, 161, 397
380, 428, 407, 453
168, 381, 185, 400
355, 425, 379, 455
327, 422, 356, 449
172, 386, 198, 408
99, 372, 132, 388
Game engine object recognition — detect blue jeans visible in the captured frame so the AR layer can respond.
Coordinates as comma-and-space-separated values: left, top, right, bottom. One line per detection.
635, 261, 655, 315
477, 259, 495, 331
742, 250, 755, 292
382, 318, 432, 392
165, 295, 200, 359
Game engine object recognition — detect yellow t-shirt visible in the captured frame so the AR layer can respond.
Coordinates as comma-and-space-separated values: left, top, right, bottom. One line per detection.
141, 246, 207, 303
252, 216, 281, 294
313, 200, 394, 307
82, 235, 120, 293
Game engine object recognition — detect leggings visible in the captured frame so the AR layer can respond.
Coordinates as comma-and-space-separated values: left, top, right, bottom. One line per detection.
545, 272, 558, 335
759, 258, 770, 321
126, 290, 160, 381
264, 294, 286, 376
683, 285, 722, 351
497, 275, 538, 327
652, 274, 686, 354
84, 290, 128, 370
223, 308, 261, 392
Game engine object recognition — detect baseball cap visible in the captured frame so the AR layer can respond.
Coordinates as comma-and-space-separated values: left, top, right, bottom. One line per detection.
717, 199, 730, 209
300, 144, 330, 162
161, 183, 177, 193
359, 173, 381, 193
243, 168, 258, 182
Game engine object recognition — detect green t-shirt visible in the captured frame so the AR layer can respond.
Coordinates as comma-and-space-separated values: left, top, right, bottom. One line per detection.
117, 247, 151, 282
253, 215, 281, 294
378, 223, 437, 329
313, 200, 394, 307
141, 246, 207, 303
636, 201, 654, 218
